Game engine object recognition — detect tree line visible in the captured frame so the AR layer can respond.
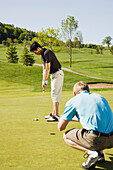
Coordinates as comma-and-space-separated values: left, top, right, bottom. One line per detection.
1, 16, 113, 67
1, 20, 112, 49
0, 22, 36, 44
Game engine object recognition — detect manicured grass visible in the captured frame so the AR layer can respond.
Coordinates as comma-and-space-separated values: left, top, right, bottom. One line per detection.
55, 48, 113, 81
0, 44, 113, 169
1, 61, 112, 93
0, 80, 113, 170
0, 44, 113, 83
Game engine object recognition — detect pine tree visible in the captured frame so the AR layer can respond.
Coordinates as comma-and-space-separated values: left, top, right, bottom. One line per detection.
6, 43, 18, 63
21, 47, 35, 66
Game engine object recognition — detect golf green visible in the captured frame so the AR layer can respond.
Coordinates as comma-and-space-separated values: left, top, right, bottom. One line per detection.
0, 80, 113, 169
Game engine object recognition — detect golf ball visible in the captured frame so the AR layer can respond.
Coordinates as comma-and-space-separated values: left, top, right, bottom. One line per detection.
33, 118, 38, 121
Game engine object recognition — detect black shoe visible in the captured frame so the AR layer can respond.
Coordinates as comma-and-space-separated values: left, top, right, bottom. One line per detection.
82, 151, 99, 169
97, 153, 105, 163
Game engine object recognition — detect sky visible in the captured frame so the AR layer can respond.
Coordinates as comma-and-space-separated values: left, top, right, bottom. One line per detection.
0, 0, 113, 45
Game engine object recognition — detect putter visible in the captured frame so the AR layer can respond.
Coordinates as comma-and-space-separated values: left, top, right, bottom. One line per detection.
33, 89, 45, 121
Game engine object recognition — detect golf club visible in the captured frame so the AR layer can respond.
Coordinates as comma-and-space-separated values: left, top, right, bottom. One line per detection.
33, 89, 45, 121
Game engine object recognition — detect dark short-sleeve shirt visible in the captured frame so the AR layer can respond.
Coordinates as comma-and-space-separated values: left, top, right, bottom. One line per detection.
41, 48, 61, 74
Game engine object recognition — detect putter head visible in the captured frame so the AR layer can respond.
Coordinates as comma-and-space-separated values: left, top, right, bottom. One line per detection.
33, 118, 39, 121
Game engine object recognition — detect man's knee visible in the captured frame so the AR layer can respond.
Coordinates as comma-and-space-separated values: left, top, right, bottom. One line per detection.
63, 132, 67, 142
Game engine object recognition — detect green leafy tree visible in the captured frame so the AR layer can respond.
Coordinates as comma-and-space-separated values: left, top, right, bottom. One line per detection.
96, 47, 100, 54
6, 43, 18, 63
32, 28, 60, 50
73, 37, 78, 47
2, 40, 6, 46
76, 31, 83, 48
6, 38, 12, 46
18, 33, 25, 43
44, 28, 60, 50
13, 38, 18, 44
110, 45, 113, 55
99, 45, 104, 54
102, 36, 112, 48
35, 29, 48, 46
21, 47, 35, 66
61, 16, 78, 67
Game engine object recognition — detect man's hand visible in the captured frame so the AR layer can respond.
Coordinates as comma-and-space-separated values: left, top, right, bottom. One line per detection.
42, 80, 48, 90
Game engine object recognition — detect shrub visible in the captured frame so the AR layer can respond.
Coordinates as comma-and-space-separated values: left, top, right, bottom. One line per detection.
6, 43, 18, 63
20, 47, 35, 66
96, 47, 100, 54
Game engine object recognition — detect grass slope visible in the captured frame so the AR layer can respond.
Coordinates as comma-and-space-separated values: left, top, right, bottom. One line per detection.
0, 61, 113, 92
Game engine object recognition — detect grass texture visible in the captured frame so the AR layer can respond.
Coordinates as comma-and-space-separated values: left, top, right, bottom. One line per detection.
0, 80, 113, 170
0, 44, 113, 169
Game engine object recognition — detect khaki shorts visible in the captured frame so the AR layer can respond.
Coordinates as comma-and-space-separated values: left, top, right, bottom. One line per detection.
50, 70, 64, 102
65, 128, 113, 151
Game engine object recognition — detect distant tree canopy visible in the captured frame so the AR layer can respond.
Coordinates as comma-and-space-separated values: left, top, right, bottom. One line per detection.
102, 36, 112, 48
0, 22, 63, 49
0, 22, 112, 50
0, 22, 36, 44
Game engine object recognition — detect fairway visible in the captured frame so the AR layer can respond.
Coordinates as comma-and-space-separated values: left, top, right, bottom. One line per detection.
0, 81, 113, 170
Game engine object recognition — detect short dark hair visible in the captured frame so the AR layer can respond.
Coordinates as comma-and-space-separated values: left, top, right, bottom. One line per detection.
30, 41, 42, 51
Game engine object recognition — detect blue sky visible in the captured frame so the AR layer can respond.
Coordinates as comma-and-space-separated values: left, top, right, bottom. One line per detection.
0, 0, 113, 45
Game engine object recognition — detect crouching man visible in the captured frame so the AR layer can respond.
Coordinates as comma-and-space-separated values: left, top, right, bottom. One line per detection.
58, 81, 113, 169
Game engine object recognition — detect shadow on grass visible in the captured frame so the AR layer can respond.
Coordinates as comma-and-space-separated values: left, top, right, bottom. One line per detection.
94, 153, 113, 169
95, 66, 113, 69
62, 60, 95, 64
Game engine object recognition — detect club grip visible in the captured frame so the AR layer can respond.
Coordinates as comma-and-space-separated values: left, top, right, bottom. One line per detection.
43, 87, 46, 91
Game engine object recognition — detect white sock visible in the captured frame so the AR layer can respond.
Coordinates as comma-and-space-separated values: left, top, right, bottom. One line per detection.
88, 151, 98, 158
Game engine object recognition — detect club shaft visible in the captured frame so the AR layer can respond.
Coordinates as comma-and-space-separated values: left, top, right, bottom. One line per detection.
36, 90, 44, 118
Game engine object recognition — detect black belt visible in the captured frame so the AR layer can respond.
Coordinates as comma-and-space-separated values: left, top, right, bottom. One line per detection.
90, 130, 113, 137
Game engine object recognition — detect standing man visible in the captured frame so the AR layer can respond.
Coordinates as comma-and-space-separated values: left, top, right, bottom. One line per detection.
30, 41, 64, 122
58, 81, 113, 169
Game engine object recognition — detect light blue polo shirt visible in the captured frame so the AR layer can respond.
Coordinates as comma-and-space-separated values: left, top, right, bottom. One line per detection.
62, 91, 113, 134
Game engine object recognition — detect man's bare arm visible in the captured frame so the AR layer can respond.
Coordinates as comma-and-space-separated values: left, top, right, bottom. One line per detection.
43, 62, 50, 80
58, 118, 69, 131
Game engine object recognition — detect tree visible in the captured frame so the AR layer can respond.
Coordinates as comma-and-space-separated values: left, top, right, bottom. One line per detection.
32, 28, 62, 51
6, 43, 18, 63
6, 38, 12, 46
102, 36, 112, 48
44, 28, 60, 50
110, 46, 113, 55
73, 37, 78, 47
99, 45, 104, 54
96, 47, 100, 54
61, 16, 78, 67
76, 31, 83, 48
20, 47, 35, 66
13, 38, 18, 44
